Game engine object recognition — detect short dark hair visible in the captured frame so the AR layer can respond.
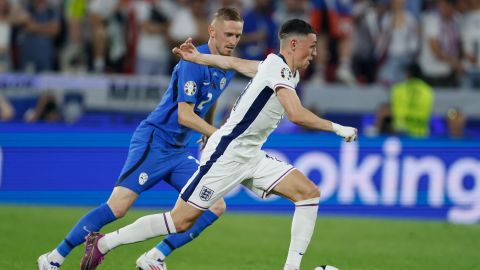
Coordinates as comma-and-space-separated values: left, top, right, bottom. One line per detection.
213, 7, 243, 22
279, 19, 315, 40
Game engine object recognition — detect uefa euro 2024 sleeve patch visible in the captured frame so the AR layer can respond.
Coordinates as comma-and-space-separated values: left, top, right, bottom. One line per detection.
281, 67, 292, 80
184, 81, 197, 96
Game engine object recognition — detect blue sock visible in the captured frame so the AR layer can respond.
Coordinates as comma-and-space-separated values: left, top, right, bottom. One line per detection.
56, 203, 116, 257
156, 210, 219, 257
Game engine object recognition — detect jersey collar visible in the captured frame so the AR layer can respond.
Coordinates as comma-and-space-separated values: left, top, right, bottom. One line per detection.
278, 53, 288, 65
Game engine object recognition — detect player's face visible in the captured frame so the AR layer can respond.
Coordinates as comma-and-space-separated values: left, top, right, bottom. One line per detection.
294, 33, 317, 70
212, 20, 243, 56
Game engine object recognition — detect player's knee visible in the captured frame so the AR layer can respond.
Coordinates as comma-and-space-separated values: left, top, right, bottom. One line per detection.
209, 199, 226, 216
299, 184, 321, 201
109, 204, 129, 218
174, 219, 195, 233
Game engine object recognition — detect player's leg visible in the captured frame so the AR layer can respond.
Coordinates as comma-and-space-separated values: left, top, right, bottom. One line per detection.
247, 154, 320, 270
80, 153, 247, 270
142, 154, 227, 264
80, 198, 205, 270
37, 187, 135, 270
141, 199, 226, 265
38, 135, 158, 269
271, 170, 321, 270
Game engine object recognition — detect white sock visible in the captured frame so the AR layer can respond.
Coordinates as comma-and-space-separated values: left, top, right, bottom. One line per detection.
146, 247, 165, 261
47, 249, 65, 265
98, 212, 176, 254
285, 197, 320, 270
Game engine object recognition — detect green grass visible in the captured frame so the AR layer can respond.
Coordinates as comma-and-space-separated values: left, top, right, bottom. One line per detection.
0, 205, 478, 270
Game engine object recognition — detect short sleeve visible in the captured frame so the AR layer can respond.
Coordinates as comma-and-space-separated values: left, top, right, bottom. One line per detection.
176, 60, 205, 103
262, 55, 297, 92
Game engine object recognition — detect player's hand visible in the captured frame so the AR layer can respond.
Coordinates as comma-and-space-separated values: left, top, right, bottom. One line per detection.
172, 37, 200, 63
196, 135, 208, 151
332, 123, 358, 142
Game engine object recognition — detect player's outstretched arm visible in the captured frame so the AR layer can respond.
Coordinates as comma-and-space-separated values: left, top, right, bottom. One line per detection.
172, 38, 260, 78
276, 87, 357, 142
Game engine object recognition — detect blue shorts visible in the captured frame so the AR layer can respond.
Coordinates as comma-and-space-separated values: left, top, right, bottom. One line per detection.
115, 130, 199, 194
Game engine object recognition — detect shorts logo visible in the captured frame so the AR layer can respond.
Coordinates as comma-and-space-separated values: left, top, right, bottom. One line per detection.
138, 172, 148, 185
184, 81, 197, 96
220, 77, 227, 90
281, 67, 292, 80
199, 186, 214, 201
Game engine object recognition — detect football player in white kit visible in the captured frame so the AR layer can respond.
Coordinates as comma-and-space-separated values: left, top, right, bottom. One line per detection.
81, 19, 357, 270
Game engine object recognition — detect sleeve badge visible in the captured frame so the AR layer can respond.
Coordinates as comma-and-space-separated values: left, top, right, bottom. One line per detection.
184, 81, 197, 96
281, 67, 292, 80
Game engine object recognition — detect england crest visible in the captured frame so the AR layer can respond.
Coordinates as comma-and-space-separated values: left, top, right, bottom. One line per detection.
199, 186, 214, 201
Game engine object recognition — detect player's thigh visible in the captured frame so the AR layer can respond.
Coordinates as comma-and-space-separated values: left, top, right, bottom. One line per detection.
271, 169, 320, 203
180, 158, 250, 211
115, 139, 175, 194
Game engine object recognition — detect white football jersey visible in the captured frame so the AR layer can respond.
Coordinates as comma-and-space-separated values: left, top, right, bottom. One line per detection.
205, 54, 300, 163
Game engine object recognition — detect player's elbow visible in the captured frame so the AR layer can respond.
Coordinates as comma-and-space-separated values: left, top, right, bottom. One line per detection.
287, 113, 305, 126
178, 112, 192, 127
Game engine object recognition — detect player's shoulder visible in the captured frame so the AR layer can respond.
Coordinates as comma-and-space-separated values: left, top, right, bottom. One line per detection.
259, 54, 295, 81
262, 53, 289, 67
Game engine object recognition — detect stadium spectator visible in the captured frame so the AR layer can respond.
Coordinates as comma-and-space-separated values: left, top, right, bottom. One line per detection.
169, 0, 210, 46
376, 0, 419, 86
418, 0, 462, 87
238, 0, 277, 61
61, 0, 88, 72
133, 0, 170, 76
16, 0, 60, 73
460, 0, 480, 89
351, 0, 386, 84
310, 0, 355, 85
89, 0, 131, 73
23, 91, 62, 123
0, 94, 15, 121
391, 63, 434, 137
0, 0, 11, 72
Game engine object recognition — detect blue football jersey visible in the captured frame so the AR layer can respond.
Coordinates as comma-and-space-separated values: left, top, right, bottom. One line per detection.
134, 44, 235, 148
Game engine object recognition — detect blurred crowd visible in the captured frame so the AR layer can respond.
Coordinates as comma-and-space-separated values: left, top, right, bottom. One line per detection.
0, 0, 478, 89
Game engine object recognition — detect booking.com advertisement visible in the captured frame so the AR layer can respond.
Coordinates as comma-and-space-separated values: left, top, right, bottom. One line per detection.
0, 132, 479, 224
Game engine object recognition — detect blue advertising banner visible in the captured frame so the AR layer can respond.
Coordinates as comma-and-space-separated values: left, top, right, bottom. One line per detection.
1, 131, 479, 224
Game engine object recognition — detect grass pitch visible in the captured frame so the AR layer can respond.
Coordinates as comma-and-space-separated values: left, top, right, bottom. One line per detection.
0, 205, 478, 270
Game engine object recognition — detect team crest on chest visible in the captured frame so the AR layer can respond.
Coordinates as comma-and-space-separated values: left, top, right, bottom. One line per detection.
220, 77, 226, 90
184, 81, 197, 96
281, 67, 292, 80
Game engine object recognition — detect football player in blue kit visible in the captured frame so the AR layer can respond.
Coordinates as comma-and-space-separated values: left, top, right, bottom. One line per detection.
37, 7, 244, 270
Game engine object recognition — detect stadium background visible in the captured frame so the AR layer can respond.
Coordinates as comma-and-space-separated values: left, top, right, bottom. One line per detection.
0, 0, 479, 269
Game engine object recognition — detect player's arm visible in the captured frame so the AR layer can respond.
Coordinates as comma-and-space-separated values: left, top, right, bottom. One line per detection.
172, 38, 260, 78
178, 102, 217, 137
276, 87, 357, 142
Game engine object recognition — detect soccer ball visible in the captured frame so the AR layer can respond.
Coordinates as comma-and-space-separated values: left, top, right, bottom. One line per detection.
314, 266, 339, 270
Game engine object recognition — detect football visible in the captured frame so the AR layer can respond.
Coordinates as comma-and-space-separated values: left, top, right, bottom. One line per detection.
314, 266, 339, 270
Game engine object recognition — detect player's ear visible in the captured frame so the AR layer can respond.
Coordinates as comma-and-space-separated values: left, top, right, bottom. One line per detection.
291, 38, 297, 51
208, 24, 215, 39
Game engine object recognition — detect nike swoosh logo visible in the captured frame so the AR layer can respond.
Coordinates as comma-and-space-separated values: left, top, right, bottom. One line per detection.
299, 252, 304, 256
83, 226, 90, 233
203, 82, 210, 85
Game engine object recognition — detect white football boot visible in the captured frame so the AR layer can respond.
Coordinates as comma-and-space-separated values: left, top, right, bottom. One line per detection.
37, 253, 60, 270
136, 253, 167, 270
